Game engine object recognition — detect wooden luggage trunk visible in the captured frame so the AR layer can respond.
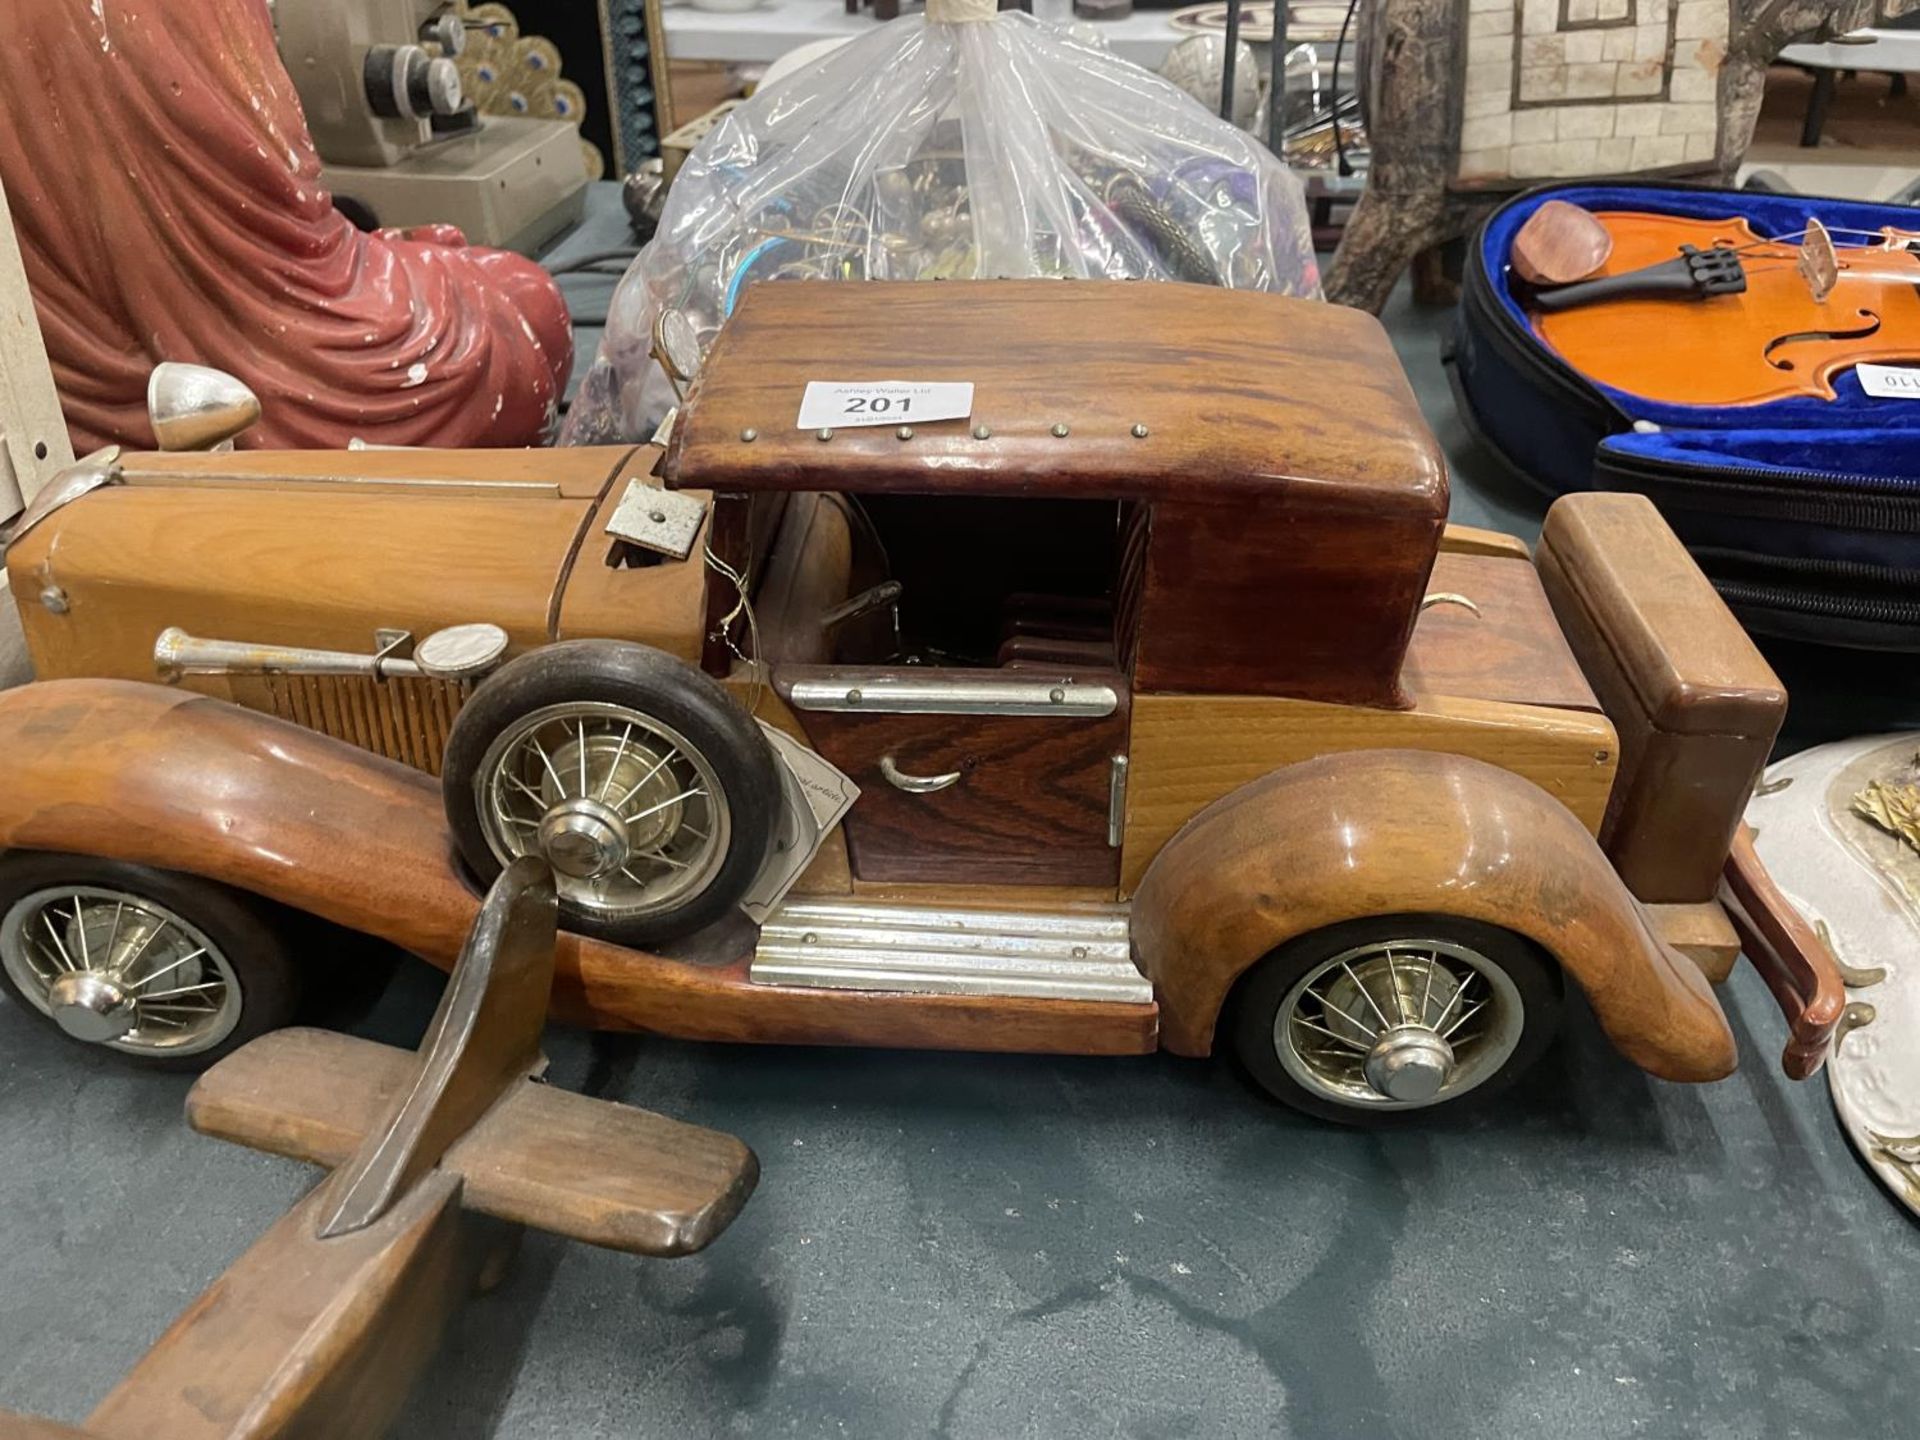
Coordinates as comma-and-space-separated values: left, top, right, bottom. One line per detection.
1535, 494, 1787, 904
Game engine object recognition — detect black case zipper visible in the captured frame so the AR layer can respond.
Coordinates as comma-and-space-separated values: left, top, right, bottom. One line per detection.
1595, 451, 1920, 533
1714, 579, 1920, 627
1694, 546, 1920, 623
1689, 545, 1920, 646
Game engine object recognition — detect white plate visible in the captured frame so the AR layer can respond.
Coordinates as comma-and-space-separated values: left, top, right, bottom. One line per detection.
1747, 733, 1920, 1218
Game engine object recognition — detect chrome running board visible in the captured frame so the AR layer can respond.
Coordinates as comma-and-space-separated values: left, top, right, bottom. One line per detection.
751, 900, 1152, 1004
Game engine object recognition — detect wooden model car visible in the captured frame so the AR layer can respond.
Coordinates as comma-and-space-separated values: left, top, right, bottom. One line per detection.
0, 281, 1841, 1123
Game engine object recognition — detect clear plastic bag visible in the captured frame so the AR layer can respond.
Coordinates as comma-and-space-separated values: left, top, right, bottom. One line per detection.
560, 10, 1321, 445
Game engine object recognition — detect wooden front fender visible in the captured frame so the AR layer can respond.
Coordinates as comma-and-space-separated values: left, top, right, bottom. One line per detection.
0, 680, 1156, 1055
1132, 749, 1739, 1082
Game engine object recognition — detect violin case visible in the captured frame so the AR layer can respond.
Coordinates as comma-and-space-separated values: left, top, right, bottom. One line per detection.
1448, 182, 1920, 653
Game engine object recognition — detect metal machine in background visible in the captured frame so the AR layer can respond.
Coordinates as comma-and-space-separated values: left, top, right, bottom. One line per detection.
274, 0, 588, 254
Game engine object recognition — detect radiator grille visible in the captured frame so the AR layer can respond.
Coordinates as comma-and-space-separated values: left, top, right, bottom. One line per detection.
243, 674, 470, 775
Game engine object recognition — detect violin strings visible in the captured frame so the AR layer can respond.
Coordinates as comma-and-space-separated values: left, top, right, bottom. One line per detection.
1735, 260, 1920, 285
1733, 226, 1919, 253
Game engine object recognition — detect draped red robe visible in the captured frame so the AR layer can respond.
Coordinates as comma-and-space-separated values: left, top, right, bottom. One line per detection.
0, 0, 571, 451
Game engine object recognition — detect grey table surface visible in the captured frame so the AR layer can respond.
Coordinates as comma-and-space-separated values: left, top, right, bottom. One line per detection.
2, 194, 1915, 1439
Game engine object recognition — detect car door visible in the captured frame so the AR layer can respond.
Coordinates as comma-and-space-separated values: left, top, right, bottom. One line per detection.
772, 666, 1129, 888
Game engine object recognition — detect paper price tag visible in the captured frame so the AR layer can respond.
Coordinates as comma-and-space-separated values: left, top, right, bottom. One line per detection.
1859, 364, 1920, 401
796, 380, 973, 430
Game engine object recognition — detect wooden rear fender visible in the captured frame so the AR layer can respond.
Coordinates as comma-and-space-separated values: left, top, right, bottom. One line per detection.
1131, 749, 1739, 1083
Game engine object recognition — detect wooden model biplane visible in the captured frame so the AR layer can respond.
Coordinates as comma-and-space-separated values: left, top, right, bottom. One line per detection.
0, 860, 756, 1438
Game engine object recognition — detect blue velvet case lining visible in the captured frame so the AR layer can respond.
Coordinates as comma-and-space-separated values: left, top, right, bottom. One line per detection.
1481, 185, 1920, 482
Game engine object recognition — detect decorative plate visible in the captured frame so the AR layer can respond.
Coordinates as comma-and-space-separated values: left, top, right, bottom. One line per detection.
1747, 734, 1920, 1218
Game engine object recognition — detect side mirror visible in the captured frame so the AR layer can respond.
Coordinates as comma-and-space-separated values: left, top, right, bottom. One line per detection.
147, 362, 261, 451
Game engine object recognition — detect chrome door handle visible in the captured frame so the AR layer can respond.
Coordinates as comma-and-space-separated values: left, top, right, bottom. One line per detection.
880, 755, 961, 794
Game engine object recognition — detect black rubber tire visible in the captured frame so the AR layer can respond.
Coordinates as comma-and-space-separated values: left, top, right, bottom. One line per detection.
0, 851, 300, 1071
442, 640, 781, 947
1230, 913, 1564, 1127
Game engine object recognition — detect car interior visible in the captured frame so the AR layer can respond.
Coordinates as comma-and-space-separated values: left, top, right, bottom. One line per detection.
742, 488, 1146, 674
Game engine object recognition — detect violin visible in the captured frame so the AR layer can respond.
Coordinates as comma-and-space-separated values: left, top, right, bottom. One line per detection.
1520, 210, 1920, 407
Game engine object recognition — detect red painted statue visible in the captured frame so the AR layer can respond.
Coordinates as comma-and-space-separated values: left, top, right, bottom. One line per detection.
0, 0, 570, 451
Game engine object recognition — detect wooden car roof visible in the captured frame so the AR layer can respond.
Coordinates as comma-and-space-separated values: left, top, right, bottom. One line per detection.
662, 280, 1447, 514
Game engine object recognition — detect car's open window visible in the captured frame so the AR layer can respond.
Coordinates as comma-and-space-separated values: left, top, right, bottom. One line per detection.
852, 493, 1133, 670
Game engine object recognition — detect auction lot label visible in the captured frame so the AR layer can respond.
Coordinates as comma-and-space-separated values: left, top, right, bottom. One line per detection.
797, 381, 974, 429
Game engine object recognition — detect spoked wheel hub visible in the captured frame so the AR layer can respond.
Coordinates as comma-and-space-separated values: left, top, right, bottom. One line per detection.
0, 886, 243, 1056
1362, 1025, 1456, 1103
476, 701, 731, 922
48, 970, 138, 1042
537, 796, 632, 880
1276, 938, 1526, 1111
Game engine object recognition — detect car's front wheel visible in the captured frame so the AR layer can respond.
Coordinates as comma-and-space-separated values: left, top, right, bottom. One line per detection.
442, 640, 781, 948
0, 852, 299, 1069
1231, 914, 1564, 1125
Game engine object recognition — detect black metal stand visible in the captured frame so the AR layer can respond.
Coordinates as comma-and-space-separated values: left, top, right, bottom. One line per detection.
1220, 0, 1243, 124
1266, 1, 1288, 160
1800, 66, 1837, 148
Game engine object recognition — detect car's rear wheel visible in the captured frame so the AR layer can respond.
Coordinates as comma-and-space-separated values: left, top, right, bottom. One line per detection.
442, 640, 781, 948
0, 852, 299, 1069
1231, 914, 1563, 1125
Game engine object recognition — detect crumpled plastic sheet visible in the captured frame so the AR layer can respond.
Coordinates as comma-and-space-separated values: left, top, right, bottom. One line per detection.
561, 12, 1319, 445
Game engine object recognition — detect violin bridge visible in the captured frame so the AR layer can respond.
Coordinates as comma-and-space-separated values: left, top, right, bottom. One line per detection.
1797, 219, 1840, 304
